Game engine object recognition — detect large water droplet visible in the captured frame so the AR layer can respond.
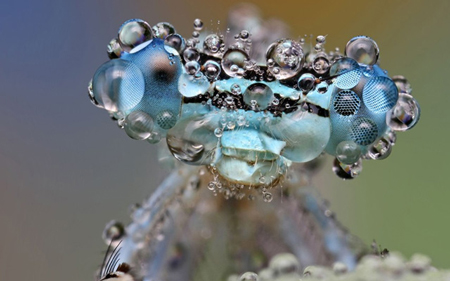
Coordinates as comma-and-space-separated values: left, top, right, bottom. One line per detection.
193, 18, 203, 30
124, 111, 154, 140
92, 59, 145, 112
345, 36, 379, 65
152, 22, 176, 39
335, 141, 361, 165
367, 136, 392, 160
266, 39, 303, 80
243, 83, 274, 110
313, 53, 330, 75
118, 19, 153, 51
183, 47, 200, 62
386, 93, 420, 131
298, 73, 316, 92
222, 49, 249, 77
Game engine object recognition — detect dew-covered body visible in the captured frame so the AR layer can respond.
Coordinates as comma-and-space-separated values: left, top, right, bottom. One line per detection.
90, 5, 420, 280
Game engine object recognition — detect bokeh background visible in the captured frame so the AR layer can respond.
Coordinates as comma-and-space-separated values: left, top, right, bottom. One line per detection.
0, 0, 449, 280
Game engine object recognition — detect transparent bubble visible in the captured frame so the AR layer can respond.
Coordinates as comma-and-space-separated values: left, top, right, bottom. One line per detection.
332, 158, 362, 180
183, 47, 200, 62
266, 39, 303, 80
231, 83, 241, 95
221, 49, 249, 77
367, 136, 392, 160
269, 253, 300, 276
193, 18, 203, 30
386, 93, 420, 131
164, 34, 185, 53
298, 73, 316, 92
214, 128, 223, 137
240, 272, 259, 281
92, 59, 145, 112
313, 53, 330, 75
392, 75, 412, 94
107, 38, 122, 59
166, 135, 205, 163
152, 22, 176, 39
263, 192, 273, 202
345, 36, 379, 65
185, 61, 200, 75
316, 35, 326, 44
203, 60, 221, 81
156, 110, 177, 129
102, 220, 125, 245
240, 30, 250, 39
118, 19, 153, 51
243, 83, 274, 110
335, 141, 361, 165
204, 34, 224, 56
124, 111, 154, 140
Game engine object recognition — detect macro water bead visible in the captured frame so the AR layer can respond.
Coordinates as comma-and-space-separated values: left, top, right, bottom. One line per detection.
266, 39, 304, 79
345, 36, 379, 65
118, 19, 153, 51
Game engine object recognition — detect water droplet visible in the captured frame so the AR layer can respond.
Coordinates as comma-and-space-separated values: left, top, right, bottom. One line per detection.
207, 181, 216, 191
392, 75, 412, 94
164, 34, 185, 53
185, 61, 200, 75
204, 34, 224, 56
237, 115, 246, 126
152, 22, 176, 39
332, 158, 362, 180
227, 121, 236, 130
240, 30, 250, 39
231, 83, 241, 95
266, 39, 304, 80
92, 59, 145, 112
263, 192, 273, 203
298, 73, 316, 92
313, 53, 330, 75
386, 93, 420, 131
316, 35, 326, 44
193, 18, 203, 30
183, 47, 200, 62
117, 19, 153, 51
240, 272, 259, 281
259, 176, 266, 183
124, 111, 154, 140
156, 110, 177, 129
214, 128, 223, 137
222, 49, 249, 77
272, 98, 279, 105
335, 141, 361, 165
192, 31, 200, 38
102, 220, 125, 245
243, 83, 274, 110
367, 137, 392, 160
345, 36, 379, 65
166, 135, 205, 163
147, 131, 161, 143
107, 38, 123, 59
333, 262, 348, 275
329, 57, 360, 77
87, 79, 101, 108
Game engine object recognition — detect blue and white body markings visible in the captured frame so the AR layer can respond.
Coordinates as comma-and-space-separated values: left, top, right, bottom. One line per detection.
89, 18, 420, 190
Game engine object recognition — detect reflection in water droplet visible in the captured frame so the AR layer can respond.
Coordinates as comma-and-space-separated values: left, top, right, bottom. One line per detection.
102, 220, 125, 245
243, 83, 274, 110
124, 111, 154, 140
164, 34, 185, 53
107, 38, 123, 59
313, 53, 330, 75
183, 47, 200, 62
118, 19, 153, 51
152, 22, 176, 39
266, 39, 303, 80
367, 137, 392, 160
193, 18, 203, 30
332, 158, 362, 180
298, 73, 316, 92
335, 141, 361, 165
222, 49, 249, 77
204, 34, 224, 56
386, 93, 420, 131
166, 135, 205, 163
203, 60, 221, 81
345, 36, 379, 65
214, 128, 223, 137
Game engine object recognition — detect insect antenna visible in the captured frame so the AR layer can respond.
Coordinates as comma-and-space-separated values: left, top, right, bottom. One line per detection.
98, 240, 123, 280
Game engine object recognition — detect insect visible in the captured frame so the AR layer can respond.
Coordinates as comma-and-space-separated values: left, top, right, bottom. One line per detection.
89, 5, 420, 280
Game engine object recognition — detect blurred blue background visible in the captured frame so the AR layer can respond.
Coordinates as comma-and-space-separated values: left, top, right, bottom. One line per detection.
0, 0, 449, 280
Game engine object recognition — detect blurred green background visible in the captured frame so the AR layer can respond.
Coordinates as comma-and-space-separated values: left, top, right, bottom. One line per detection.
0, 0, 448, 280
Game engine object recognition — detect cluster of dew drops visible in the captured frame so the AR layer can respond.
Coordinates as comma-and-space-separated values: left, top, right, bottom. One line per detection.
88, 17, 421, 200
